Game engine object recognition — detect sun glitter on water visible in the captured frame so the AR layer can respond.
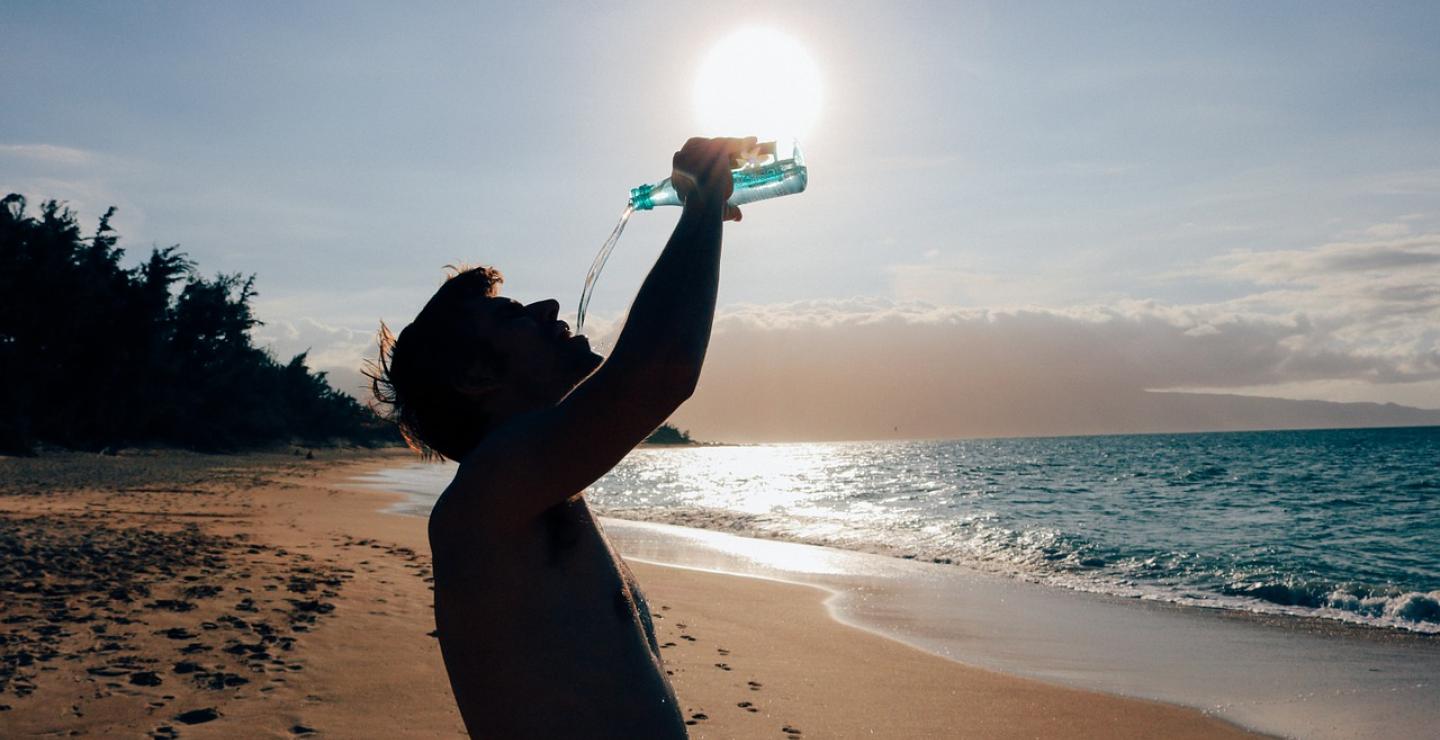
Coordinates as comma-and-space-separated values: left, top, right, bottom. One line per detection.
693, 27, 823, 146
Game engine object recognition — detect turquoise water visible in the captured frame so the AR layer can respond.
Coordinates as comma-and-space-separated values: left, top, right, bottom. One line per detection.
365, 426, 1440, 633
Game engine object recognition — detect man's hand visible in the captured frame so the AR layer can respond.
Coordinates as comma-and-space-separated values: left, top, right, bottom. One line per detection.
670, 136, 757, 223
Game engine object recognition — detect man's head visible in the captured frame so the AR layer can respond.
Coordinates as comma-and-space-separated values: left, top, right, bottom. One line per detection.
369, 266, 604, 460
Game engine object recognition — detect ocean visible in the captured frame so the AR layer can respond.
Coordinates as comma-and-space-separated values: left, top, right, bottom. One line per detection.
359, 425, 1440, 633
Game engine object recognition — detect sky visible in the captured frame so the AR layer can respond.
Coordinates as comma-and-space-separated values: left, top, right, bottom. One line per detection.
4, 1, 1439, 441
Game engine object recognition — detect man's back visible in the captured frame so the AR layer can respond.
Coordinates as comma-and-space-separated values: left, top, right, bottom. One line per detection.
430, 493, 685, 739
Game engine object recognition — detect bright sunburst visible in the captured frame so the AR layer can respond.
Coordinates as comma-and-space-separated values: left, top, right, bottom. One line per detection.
693, 27, 822, 146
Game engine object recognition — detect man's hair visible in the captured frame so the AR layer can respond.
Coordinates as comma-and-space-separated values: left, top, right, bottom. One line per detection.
367, 265, 506, 461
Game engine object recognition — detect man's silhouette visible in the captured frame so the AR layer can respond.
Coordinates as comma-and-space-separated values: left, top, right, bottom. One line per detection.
371, 137, 753, 738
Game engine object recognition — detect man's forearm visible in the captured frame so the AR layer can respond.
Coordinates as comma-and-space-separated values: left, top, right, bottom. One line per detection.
606, 198, 725, 385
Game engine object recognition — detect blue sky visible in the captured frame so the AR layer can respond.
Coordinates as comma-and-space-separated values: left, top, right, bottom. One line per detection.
4, 2, 1438, 438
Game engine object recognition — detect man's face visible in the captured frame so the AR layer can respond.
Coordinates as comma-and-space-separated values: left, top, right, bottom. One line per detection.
466, 295, 603, 407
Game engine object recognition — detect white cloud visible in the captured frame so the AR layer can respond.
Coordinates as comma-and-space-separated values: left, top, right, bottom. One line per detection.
0, 144, 94, 166
1364, 222, 1411, 239
665, 226, 1440, 439
1181, 234, 1440, 372
251, 226, 1440, 439
670, 293, 1439, 441
1202, 233, 1440, 283
252, 316, 377, 397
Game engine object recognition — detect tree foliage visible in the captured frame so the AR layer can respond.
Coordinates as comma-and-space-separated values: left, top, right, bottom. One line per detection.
644, 423, 695, 445
0, 194, 398, 453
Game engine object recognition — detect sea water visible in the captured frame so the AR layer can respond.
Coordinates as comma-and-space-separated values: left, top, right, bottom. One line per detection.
360, 425, 1440, 633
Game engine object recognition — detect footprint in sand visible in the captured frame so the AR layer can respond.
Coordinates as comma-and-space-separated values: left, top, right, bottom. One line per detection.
714, 662, 732, 671
174, 706, 220, 724
782, 724, 803, 738
737, 700, 758, 713
129, 671, 163, 686
748, 680, 763, 691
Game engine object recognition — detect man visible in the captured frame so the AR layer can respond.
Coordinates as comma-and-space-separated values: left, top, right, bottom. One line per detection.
370, 137, 755, 738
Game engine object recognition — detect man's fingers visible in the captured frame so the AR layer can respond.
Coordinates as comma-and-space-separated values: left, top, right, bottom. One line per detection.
673, 136, 760, 214
722, 136, 758, 158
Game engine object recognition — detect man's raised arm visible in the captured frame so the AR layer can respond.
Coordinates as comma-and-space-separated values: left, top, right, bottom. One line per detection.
445, 137, 755, 527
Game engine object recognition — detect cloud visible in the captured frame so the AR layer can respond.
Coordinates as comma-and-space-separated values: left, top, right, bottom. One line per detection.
709, 295, 1435, 391
252, 316, 377, 397
663, 228, 1440, 440
1181, 234, 1440, 369
0, 144, 94, 166
1363, 222, 1411, 239
251, 227, 1440, 440
1203, 234, 1440, 282
0, 145, 147, 239
668, 294, 1438, 441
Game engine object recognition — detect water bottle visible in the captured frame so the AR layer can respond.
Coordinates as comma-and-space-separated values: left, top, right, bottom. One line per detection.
627, 141, 808, 211
576, 141, 809, 333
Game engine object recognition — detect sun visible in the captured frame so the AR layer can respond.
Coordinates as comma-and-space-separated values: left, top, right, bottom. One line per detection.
693, 28, 822, 146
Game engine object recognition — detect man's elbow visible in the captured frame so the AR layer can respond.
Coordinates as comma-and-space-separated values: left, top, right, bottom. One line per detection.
648, 362, 701, 407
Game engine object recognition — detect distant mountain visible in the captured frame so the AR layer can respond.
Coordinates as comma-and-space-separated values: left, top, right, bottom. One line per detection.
673, 385, 1440, 443
1122, 391, 1440, 434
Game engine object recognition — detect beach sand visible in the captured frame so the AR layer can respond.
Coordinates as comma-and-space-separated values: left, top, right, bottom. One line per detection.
0, 450, 1256, 738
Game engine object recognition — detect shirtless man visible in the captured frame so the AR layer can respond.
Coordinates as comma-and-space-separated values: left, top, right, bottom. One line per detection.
370, 137, 754, 738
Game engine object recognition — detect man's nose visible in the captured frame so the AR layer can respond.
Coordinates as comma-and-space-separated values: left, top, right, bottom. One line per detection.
526, 299, 560, 323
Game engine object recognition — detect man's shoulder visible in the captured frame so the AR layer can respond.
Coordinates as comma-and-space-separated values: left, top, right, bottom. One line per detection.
427, 462, 496, 548
427, 436, 549, 546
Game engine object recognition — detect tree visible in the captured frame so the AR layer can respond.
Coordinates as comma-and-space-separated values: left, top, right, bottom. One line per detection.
644, 423, 695, 445
0, 193, 399, 454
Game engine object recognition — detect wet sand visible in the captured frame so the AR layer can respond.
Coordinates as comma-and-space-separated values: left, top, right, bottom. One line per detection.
1, 450, 1255, 738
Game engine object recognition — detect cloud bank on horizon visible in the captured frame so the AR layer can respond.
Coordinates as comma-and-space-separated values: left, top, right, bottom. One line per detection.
257, 222, 1440, 441
670, 226, 1440, 440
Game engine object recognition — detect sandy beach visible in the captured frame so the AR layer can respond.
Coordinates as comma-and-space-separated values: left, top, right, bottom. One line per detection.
0, 450, 1256, 738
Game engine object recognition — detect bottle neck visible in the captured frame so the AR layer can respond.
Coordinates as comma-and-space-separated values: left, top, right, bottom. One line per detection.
629, 178, 681, 210
629, 183, 657, 211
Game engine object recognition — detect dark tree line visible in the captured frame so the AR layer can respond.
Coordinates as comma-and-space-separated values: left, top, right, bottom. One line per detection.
0, 194, 399, 453
644, 424, 695, 445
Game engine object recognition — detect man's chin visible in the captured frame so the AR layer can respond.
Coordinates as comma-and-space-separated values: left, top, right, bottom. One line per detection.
578, 348, 605, 376
566, 337, 605, 379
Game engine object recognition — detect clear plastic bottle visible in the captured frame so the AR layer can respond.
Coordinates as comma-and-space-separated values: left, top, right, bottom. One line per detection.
576, 141, 810, 332
627, 141, 808, 211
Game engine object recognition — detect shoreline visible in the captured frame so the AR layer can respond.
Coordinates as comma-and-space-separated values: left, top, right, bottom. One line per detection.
601, 507, 1440, 638
359, 451, 1440, 638
597, 518, 1440, 739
